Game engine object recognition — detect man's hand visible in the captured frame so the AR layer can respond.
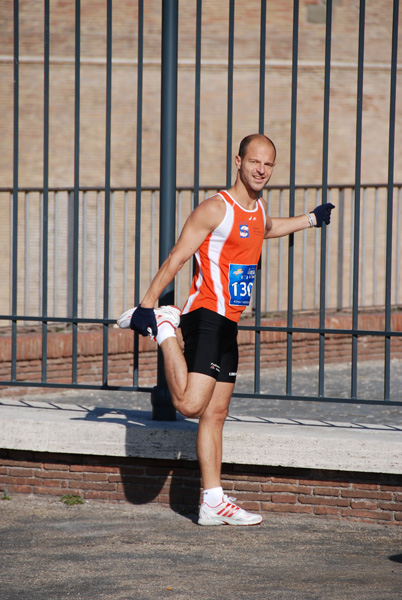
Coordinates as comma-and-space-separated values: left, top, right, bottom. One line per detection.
129, 305, 157, 338
311, 203, 335, 227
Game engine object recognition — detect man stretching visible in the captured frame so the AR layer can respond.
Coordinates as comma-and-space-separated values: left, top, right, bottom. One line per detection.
118, 133, 334, 526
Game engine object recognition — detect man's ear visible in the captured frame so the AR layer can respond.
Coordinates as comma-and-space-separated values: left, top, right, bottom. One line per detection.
234, 154, 241, 169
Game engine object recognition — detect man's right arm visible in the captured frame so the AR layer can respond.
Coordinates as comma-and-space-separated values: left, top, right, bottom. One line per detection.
140, 195, 226, 310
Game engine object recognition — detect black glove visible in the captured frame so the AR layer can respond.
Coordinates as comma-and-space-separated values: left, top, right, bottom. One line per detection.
311, 203, 335, 227
129, 305, 157, 338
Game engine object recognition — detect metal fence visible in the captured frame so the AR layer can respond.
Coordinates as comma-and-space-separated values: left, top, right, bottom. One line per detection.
1, 183, 402, 320
1, 0, 401, 408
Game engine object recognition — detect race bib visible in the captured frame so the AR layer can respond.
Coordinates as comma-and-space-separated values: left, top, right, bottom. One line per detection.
228, 264, 257, 306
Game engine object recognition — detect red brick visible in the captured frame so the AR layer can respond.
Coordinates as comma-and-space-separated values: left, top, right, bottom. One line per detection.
83, 473, 110, 482
314, 506, 341, 516
378, 502, 402, 512
299, 496, 349, 507
34, 470, 68, 479
350, 500, 378, 511
43, 463, 70, 471
313, 487, 341, 497
261, 503, 312, 515
108, 491, 129, 502
341, 489, 393, 501
271, 494, 297, 504
33, 486, 67, 497
271, 477, 300, 485
352, 483, 379, 491
299, 479, 349, 487
42, 479, 69, 489
233, 482, 262, 492
262, 483, 312, 494
8, 468, 34, 478
7, 485, 33, 494
341, 509, 393, 521
84, 491, 111, 500
79, 481, 116, 491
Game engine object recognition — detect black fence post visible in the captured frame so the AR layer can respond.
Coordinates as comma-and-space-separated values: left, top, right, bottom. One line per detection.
151, 0, 178, 421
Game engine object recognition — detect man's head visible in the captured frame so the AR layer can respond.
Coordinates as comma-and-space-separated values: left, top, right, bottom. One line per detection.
238, 133, 277, 162
235, 133, 276, 196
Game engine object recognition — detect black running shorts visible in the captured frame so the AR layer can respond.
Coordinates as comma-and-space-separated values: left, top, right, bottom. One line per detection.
180, 307, 238, 383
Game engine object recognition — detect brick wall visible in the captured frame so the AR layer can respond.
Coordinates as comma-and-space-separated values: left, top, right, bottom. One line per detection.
0, 449, 401, 526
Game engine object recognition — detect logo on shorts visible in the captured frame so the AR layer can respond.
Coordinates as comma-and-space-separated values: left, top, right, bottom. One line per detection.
239, 223, 249, 238
229, 372, 237, 377
210, 362, 221, 373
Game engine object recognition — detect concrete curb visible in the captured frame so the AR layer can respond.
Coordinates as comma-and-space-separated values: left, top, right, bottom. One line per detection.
1, 399, 402, 475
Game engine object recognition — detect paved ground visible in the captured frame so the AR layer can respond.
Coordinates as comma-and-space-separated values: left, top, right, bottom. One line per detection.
2, 361, 402, 599
1, 496, 402, 600
19, 359, 402, 426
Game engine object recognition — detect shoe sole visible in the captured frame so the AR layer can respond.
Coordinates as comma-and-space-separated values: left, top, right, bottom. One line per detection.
198, 517, 263, 526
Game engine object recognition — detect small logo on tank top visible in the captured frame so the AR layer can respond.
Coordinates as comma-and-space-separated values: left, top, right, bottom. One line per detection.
239, 223, 249, 238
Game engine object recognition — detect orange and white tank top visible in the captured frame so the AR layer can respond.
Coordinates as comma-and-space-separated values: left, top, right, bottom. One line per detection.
182, 190, 266, 323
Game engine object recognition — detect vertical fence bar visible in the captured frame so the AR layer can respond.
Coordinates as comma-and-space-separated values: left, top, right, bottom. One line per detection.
133, 1, 143, 387
193, 0, 202, 210
41, 0, 50, 382
361, 187, 367, 306
351, 0, 365, 398
123, 191, 128, 310
397, 187, 401, 305
11, 0, 19, 381
286, 0, 299, 395
226, 0, 235, 189
302, 188, 308, 309
318, 0, 332, 396
103, 0, 113, 387
337, 188, 344, 310
152, 0, 178, 420
253, 0, 267, 394
82, 191, 87, 317
258, 0, 266, 135
277, 191, 284, 311
384, 0, 399, 400
96, 191, 101, 319
24, 193, 29, 319
265, 190, 271, 312
54, 192, 59, 316
72, 0, 81, 383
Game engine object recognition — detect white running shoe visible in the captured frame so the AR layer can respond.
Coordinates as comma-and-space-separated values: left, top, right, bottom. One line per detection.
117, 307, 137, 329
150, 305, 181, 341
116, 305, 181, 338
198, 495, 263, 526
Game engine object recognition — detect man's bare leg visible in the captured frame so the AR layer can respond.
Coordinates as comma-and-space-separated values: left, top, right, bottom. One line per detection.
196, 381, 234, 490
158, 336, 217, 418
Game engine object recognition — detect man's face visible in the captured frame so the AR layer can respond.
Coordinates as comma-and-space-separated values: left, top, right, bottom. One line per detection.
235, 139, 276, 195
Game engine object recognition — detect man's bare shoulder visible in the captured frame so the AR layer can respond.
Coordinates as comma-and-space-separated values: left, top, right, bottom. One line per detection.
192, 193, 226, 229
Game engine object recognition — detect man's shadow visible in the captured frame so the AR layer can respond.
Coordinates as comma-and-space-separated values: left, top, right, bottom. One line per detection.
78, 406, 201, 521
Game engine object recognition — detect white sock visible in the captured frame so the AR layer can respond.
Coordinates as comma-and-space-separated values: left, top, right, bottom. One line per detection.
156, 321, 177, 345
203, 487, 224, 507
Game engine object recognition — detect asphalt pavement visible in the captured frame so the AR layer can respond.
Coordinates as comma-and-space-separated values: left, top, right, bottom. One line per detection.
1, 495, 402, 600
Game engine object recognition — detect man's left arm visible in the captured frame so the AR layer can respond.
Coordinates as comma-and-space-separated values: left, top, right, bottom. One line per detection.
264, 203, 335, 239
